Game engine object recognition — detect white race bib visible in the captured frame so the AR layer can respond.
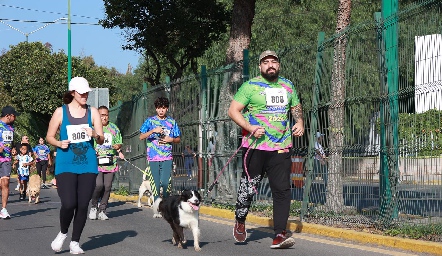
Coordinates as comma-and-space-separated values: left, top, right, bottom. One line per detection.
103, 133, 112, 146
265, 88, 288, 106
66, 125, 91, 143
1, 131, 13, 142
163, 128, 171, 137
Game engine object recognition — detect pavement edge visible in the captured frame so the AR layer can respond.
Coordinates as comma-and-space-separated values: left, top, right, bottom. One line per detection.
111, 193, 442, 255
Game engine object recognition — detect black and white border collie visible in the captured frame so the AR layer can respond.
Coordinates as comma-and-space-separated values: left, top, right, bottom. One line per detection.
153, 190, 202, 251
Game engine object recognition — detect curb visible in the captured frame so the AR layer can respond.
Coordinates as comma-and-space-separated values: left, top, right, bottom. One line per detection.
111, 193, 442, 255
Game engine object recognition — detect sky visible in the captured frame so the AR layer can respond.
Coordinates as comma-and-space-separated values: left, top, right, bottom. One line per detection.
0, 0, 141, 74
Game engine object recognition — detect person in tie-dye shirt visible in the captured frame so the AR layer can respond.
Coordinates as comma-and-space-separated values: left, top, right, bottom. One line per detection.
0, 105, 20, 219
33, 137, 51, 188
89, 106, 123, 220
139, 97, 181, 200
228, 51, 304, 248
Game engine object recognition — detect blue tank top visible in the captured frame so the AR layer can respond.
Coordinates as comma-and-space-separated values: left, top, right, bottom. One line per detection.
55, 105, 98, 175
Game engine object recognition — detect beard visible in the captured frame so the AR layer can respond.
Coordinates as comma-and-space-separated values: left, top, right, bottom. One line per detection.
261, 68, 279, 81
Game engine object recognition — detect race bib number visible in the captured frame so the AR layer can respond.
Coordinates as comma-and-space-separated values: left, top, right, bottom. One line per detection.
103, 133, 112, 146
1, 131, 13, 142
66, 125, 91, 143
163, 128, 171, 137
265, 88, 288, 106
158, 127, 171, 146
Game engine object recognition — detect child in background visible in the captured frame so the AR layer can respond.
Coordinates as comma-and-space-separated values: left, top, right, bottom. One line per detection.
14, 144, 34, 200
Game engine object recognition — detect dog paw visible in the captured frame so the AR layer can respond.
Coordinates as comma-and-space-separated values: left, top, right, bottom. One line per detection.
153, 213, 162, 218
177, 243, 183, 249
137, 203, 142, 207
194, 246, 201, 252
172, 237, 177, 245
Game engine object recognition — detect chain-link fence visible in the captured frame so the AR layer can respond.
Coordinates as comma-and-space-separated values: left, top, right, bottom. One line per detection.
109, 0, 442, 229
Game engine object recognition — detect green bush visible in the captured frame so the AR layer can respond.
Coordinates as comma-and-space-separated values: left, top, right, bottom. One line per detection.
114, 186, 130, 196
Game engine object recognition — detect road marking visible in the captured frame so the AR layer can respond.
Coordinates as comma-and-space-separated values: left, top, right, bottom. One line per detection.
200, 216, 417, 256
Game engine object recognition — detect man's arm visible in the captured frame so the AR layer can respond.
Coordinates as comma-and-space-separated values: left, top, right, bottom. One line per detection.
228, 100, 265, 139
290, 104, 304, 137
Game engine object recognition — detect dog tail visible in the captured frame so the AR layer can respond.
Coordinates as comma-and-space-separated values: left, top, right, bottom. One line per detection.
152, 198, 163, 218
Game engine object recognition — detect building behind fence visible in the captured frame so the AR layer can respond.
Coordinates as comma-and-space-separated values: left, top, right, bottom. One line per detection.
109, 0, 442, 229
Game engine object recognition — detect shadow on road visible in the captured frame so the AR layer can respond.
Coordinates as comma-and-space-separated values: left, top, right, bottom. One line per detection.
83, 230, 137, 250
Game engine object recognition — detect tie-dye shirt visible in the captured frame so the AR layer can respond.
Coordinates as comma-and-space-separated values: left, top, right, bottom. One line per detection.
33, 144, 51, 161
140, 116, 181, 161
0, 120, 14, 162
233, 75, 300, 151
17, 154, 33, 176
95, 122, 123, 172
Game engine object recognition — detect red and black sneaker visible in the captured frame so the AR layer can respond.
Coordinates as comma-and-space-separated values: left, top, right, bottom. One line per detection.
270, 230, 295, 249
233, 221, 247, 242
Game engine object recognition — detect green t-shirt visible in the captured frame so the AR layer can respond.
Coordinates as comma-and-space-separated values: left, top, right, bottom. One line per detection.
95, 122, 123, 172
233, 75, 300, 151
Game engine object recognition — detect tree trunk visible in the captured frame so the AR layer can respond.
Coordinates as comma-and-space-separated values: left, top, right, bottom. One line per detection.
326, 0, 351, 212
226, 0, 256, 64
211, 0, 255, 200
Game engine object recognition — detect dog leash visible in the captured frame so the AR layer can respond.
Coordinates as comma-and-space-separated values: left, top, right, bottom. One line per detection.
206, 128, 260, 197
121, 157, 151, 177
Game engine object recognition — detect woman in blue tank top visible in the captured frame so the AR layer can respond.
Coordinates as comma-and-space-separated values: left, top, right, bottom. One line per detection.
46, 77, 104, 254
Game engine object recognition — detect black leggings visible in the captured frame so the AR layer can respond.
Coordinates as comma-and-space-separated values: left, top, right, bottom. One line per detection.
36, 160, 48, 183
56, 172, 97, 242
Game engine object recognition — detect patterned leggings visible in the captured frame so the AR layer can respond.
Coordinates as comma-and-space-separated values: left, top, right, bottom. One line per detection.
235, 148, 292, 235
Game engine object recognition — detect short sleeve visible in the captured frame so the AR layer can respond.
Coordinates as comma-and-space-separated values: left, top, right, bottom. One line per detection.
233, 82, 251, 106
140, 118, 152, 134
171, 120, 181, 138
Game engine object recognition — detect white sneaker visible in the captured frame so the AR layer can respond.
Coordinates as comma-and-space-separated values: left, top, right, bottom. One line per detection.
51, 232, 67, 252
69, 241, 84, 254
98, 211, 109, 220
15, 184, 19, 191
0, 208, 11, 219
88, 207, 98, 220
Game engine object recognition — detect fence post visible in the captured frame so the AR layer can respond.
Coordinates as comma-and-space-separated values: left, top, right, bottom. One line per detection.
380, 0, 400, 224
200, 65, 208, 190
301, 31, 325, 220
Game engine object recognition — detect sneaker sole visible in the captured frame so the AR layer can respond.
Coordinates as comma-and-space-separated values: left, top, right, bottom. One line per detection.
232, 228, 247, 242
270, 237, 295, 249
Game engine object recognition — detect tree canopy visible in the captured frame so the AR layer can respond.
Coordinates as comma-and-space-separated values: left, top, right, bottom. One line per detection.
100, 0, 231, 85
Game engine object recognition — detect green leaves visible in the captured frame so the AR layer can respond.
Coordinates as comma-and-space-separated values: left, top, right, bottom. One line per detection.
101, 0, 231, 84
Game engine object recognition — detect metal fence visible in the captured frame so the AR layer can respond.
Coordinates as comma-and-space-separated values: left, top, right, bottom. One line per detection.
109, 0, 442, 229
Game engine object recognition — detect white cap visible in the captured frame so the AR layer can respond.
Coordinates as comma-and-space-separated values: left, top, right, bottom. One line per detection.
69, 77, 92, 94
316, 132, 325, 138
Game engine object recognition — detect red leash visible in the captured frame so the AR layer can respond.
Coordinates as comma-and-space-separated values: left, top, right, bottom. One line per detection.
206, 128, 260, 197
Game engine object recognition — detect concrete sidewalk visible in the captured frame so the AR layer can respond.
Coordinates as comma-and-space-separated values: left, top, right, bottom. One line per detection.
111, 193, 442, 255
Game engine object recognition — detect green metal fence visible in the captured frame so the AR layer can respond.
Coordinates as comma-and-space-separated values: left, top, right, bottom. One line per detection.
109, 0, 442, 229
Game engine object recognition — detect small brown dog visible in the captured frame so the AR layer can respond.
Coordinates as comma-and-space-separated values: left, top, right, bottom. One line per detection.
27, 175, 41, 204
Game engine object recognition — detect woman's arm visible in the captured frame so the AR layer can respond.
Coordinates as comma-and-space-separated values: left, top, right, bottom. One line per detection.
46, 107, 69, 149
90, 107, 104, 145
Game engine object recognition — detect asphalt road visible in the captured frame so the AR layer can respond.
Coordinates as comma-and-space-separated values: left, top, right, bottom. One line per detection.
0, 179, 422, 256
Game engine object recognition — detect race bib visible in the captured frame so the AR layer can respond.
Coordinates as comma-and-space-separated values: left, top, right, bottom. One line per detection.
66, 125, 91, 143
158, 127, 171, 146
265, 88, 288, 106
1, 131, 13, 142
103, 133, 112, 146
163, 128, 171, 137
38, 149, 46, 155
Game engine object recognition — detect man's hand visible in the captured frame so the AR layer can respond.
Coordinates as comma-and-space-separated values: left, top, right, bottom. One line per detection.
250, 126, 265, 139
291, 123, 304, 137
